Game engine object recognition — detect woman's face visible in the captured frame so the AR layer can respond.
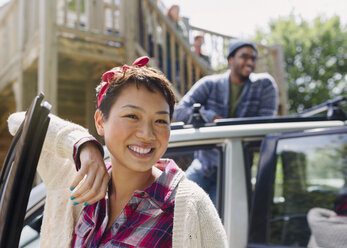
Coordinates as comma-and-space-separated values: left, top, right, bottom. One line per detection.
168, 6, 179, 22
95, 84, 170, 173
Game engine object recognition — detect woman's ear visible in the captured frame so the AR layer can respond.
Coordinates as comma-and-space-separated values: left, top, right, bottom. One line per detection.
94, 109, 105, 136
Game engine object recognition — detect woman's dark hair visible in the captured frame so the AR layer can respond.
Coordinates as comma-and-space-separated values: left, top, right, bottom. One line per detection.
96, 66, 176, 120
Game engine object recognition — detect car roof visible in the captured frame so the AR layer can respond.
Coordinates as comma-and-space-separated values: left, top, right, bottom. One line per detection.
169, 96, 347, 144
169, 119, 346, 144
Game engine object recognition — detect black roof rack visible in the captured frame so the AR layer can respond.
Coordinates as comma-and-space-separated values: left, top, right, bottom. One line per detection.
170, 97, 346, 130
297, 96, 346, 119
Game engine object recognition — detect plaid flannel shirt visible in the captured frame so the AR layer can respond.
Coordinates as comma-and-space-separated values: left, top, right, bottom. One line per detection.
73, 159, 184, 247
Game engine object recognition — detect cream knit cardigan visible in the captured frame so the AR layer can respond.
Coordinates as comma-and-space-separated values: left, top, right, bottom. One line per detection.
307, 208, 347, 248
8, 112, 228, 248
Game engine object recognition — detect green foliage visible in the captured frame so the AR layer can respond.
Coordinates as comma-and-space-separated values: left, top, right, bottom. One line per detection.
68, 0, 85, 13
254, 15, 347, 113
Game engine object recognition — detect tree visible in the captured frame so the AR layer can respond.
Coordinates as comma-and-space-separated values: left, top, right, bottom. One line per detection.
254, 15, 347, 113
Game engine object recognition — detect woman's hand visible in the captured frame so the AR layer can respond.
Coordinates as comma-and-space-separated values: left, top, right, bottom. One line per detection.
70, 142, 110, 206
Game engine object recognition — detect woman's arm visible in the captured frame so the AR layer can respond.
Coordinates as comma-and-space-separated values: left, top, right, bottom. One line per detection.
8, 112, 93, 159
7, 112, 109, 205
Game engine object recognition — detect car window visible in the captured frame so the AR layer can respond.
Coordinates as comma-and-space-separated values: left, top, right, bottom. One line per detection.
19, 225, 40, 248
267, 133, 347, 247
164, 144, 225, 215
19, 183, 46, 247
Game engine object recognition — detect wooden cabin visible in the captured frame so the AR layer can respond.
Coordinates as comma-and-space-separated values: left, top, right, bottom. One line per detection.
0, 0, 288, 166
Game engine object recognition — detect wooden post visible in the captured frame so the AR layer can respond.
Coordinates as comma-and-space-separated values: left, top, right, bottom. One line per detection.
142, 0, 149, 53
187, 56, 193, 90
111, 0, 116, 34
85, 73, 96, 137
179, 47, 184, 94
63, 0, 68, 26
86, 0, 104, 33
75, 0, 81, 29
170, 34, 176, 86
194, 65, 200, 83
120, 0, 137, 63
271, 44, 288, 115
152, 11, 160, 64
162, 24, 168, 75
14, 0, 25, 111
38, 0, 58, 113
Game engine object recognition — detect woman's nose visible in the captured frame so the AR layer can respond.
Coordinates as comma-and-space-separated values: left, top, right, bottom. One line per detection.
136, 122, 155, 140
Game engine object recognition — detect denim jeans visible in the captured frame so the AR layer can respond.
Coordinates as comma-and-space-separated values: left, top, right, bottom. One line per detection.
185, 158, 217, 205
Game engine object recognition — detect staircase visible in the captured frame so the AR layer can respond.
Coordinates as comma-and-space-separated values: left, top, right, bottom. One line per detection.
0, 0, 288, 166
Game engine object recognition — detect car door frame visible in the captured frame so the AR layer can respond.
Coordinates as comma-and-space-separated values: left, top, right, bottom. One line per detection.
0, 94, 51, 248
247, 126, 347, 248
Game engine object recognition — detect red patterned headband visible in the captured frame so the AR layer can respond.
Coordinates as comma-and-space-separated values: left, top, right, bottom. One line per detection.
97, 56, 150, 107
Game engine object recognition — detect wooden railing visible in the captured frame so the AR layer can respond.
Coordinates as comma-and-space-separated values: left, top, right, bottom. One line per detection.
0, 0, 287, 113
0, 0, 20, 89
138, 0, 213, 97
0, 0, 124, 91
189, 25, 235, 72
56, 0, 123, 45
189, 25, 288, 114
190, 25, 283, 75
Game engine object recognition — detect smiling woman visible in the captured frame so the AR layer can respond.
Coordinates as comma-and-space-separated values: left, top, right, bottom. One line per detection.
7, 56, 228, 247
72, 57, 181, 246
96, 85, 171, 174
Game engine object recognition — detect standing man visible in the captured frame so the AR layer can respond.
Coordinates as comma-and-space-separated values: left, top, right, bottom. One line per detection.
174, 39, 279, 203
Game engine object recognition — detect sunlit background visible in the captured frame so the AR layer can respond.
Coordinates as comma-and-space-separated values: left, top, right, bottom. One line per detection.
161, 0, 347, 38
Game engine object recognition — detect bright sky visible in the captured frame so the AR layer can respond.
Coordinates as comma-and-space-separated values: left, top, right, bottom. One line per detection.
162, 0, 347, 38
1, 0, 346, 38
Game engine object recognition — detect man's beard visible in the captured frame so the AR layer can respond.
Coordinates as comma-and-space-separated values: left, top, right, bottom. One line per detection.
235, 68, 251, 82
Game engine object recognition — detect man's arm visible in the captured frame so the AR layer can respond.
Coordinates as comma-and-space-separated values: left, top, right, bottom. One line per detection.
173, 77, 219, 123
258, 75, 279, 116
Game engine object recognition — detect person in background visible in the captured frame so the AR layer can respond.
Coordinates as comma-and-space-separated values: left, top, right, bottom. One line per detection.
307, 193, 347, 248
191, 32, 211, 66
165, 4, 188, 88
174, 39, 279, 203
8, 56, 228, 247
166, 4, 188, 39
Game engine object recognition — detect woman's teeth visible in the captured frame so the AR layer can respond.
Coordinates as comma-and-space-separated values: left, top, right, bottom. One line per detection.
129, 145, 151, 154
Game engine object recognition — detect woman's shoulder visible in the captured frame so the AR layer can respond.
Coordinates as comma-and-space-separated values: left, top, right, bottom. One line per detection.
173, 178, 228, 247
176, 178, 213, 205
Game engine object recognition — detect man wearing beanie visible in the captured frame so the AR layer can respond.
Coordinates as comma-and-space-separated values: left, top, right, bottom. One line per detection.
173, 39, 279, 203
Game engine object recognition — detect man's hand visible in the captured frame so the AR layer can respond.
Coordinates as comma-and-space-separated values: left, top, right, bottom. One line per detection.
70, 142, 109, 206
212, 115, 223, 123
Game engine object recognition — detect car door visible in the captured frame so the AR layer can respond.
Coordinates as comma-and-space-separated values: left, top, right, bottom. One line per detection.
0, 94, 51, 248
164, 142, 226, 214
248, 126, 347, 248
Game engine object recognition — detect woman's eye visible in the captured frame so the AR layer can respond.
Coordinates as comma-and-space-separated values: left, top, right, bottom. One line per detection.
156, 119, 169, 125
124, 114, 137, 119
